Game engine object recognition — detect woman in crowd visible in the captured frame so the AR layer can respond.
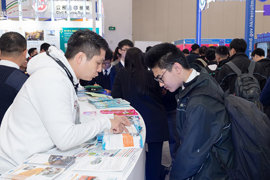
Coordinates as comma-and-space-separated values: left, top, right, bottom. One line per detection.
111, 47, 169, 180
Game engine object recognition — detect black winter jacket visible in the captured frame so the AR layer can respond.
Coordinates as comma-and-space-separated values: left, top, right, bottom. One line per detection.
257, 58, 270, 79
170, 64, 234, 180
216, 53, 267, 94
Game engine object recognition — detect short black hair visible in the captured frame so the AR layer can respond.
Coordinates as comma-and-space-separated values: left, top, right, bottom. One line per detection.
251, 48, 265, 57
145, 43, 189, 70
216, 46, 229, 59
105, 49, 113, 61
118, 39, 134, 49
199, 46, 208, 55
230, 38, 247, 53
191, 44, 200, 51
40, 43, 50, 52
65, 29, 109, 60
28, 48, 37, 56
182, 49, 189, 54
205, 49, 216, 61
0, 32, 26, 57
145, 46, 152, 53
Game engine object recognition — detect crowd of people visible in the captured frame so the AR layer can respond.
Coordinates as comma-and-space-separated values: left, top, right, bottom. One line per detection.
0, 30, 270, 180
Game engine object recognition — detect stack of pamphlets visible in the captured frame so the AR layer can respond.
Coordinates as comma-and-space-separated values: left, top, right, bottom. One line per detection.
100, 109, 139, 116
87, 96, 114, 103
89, 99, 130, 109
1, 154, 76, 180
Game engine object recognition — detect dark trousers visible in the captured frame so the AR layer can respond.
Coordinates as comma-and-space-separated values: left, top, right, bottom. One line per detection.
145, 142, 163, 180
167, 110, 180, 165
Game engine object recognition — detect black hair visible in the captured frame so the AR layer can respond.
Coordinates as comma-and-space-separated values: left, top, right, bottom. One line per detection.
230, 38, 247, 53
145, 46, 152, 53
40, 43, 50, 52
118, 39, 134, 49
205, 48, 216, 61
199, 46, 208, 55
182, 49, 189, 54
105, 49, 113, 61
191, 43, 200, 51
216, 46, 229, 59
113, 47, 121, 61
65, 29, 109, 60
0, 32, 26, 57
28, 48, 37, 56
145, 43, 190, 71
251, 48, 265, 57
208, 46, 217, 50
125, 47, 150, 95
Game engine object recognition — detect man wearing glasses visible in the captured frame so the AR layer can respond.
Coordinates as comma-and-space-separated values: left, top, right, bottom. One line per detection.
110, 39, 134, 88
145, 43, 234, 180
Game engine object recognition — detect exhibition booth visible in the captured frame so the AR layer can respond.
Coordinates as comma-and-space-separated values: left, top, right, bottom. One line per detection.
174, 38, 233, 51
0, 0, 103, 53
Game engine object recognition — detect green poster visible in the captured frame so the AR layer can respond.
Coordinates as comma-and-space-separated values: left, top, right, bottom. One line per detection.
60, 28, 100, 53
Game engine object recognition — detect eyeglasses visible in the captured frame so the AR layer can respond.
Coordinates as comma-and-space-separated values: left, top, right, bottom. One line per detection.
121, 49, 129, 52
154, 69, 168, 83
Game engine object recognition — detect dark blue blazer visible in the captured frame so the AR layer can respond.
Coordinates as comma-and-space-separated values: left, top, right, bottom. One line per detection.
110, 62, 124, 90
111, 68, 170, 143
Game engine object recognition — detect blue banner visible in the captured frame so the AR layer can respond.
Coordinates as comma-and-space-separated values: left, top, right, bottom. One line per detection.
244, 0, 256, 58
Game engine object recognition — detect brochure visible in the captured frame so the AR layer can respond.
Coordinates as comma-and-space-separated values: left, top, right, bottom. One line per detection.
92, 100, 130, 109
1, 164, 65, 180
84, 85, 104, 93
102, 133, 143, 150
73, 156, 129, 172
87, 96, 114, 103
100, 109, 138, 116
24, 154, 76, 169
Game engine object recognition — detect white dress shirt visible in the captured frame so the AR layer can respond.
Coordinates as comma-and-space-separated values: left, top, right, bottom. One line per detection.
0, 60, 19, 69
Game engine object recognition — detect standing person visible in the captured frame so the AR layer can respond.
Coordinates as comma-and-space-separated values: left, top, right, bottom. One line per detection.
81, 49, 113, 94
0, 32, 29, 124
0, 29, 130, 173
40, 43, 51, 53
110, 39, 134, 88
214, 46, 230, 80
252, 48, 270, 78
186, 43, 200, 64
217, 38, 267, 94
28, 47, 38, 57
193, 46, 208, 67
111, 47, 170, 180
182, 49, 189, 57
204, 48, 217, 77
145, 43, 234, 180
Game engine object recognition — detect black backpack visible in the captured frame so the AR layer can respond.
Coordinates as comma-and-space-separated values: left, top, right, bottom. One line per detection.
184, 87, 270, 180
226, 61, 263, 110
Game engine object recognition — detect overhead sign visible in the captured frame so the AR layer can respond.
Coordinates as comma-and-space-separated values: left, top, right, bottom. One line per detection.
244, 0, 256, 58
32, 0, 48, 13
199, 0, 207, 11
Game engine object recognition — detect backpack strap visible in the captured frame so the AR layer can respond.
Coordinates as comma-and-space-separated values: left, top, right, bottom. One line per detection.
196, 58, 208, 67
247, 60, 256, 75
182, 87, 229, 171
226, 61, 242, 75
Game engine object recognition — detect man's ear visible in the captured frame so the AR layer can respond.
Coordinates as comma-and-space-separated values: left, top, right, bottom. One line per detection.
173, 62, 182, 74
75, 52, 85, 65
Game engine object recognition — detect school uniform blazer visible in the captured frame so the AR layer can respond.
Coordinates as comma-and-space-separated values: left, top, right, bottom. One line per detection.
111, 68, 170, 143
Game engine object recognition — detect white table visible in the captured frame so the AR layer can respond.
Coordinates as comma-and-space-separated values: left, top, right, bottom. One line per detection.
50, 100, 146, 180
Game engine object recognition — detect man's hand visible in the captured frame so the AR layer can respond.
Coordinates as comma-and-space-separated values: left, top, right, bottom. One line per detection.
110, 115, 131, 134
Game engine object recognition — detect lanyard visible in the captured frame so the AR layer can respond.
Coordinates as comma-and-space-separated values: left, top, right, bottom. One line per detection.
46, 51, 74, 86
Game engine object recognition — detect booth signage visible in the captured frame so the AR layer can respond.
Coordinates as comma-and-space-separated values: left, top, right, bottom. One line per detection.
32, 0, 48, 13
244, 0, 256, 58
257, 32, 270, 43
